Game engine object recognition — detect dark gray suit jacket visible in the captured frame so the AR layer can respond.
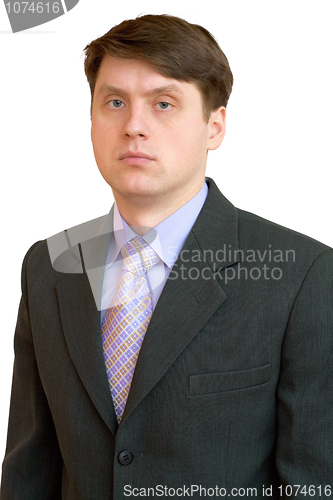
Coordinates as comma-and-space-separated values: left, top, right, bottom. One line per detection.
1, 178, 333, 499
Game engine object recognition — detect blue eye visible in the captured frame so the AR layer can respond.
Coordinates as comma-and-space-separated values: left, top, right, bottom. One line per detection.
157, 101, 171, 110
110, 100, 124, 108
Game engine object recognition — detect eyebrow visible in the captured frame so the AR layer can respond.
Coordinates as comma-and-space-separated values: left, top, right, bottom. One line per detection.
95, 83, 185, 99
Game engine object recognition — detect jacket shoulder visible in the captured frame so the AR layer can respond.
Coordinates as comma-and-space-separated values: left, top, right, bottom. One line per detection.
22, 211, 113, 294
237, 207, 332, 258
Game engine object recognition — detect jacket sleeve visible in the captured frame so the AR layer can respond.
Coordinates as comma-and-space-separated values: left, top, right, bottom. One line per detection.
0, 244, 63, 500
276, 249, 333, 495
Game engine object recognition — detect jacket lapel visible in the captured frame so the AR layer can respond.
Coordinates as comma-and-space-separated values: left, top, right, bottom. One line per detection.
121, 178, 240, 424
55, 210, 118, 435
56, 272, 118, 435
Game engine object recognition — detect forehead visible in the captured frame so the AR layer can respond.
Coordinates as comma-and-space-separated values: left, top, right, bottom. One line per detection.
94, 55, 202, 101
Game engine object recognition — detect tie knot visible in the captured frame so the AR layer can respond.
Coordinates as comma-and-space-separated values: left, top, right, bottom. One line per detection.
121, 236, 159, 276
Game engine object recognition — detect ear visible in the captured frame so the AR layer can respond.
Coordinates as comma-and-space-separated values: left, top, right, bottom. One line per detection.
207, 106, 226, 151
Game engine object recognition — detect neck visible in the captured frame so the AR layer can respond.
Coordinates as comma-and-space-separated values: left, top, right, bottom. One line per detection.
113, 183, 204, 236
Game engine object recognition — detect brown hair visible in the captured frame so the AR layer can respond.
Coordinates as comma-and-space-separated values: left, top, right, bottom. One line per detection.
84, 14, 233, 122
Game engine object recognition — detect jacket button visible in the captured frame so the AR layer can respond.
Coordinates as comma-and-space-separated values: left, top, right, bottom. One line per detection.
118, 450, 134, 465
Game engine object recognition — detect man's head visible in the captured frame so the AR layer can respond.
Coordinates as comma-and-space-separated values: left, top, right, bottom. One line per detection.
84, 15, 233, 220
84, 14, 233, 123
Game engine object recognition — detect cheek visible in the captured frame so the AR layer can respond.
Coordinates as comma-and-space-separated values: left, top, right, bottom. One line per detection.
91, 121, 115, 156
91, 119, 106, 142
91, 121, 101, 147
166, 124, 207, 162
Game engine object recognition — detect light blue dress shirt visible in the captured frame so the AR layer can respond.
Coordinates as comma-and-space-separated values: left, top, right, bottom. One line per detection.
100, 181, 208, 323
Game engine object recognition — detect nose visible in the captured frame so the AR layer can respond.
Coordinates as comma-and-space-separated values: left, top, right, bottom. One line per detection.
123, 104, 150, 139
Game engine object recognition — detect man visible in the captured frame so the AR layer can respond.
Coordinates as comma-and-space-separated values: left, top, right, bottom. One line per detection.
1, 14, 332, 500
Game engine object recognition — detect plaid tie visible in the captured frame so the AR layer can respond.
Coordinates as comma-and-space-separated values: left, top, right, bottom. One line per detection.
101, 236, 159, 423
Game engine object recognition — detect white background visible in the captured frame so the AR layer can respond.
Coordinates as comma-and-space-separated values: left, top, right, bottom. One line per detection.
0, 0, 332, 461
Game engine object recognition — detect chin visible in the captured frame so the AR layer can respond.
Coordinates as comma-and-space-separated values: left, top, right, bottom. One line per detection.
112, 175, 161, 199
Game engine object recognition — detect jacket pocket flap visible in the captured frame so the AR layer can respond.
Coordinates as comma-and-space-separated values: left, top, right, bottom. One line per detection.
188, 363, 271, 396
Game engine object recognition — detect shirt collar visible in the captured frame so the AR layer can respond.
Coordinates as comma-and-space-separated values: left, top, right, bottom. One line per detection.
105, 181, 208, 270
152, 181, 208, 269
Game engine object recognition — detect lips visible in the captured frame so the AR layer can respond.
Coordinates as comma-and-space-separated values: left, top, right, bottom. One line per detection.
119, 151, 153, 160
119, 151, 155, 166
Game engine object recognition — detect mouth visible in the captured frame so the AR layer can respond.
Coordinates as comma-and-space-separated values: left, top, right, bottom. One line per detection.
119, 151, 155, 166
120, 151, 153, 160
